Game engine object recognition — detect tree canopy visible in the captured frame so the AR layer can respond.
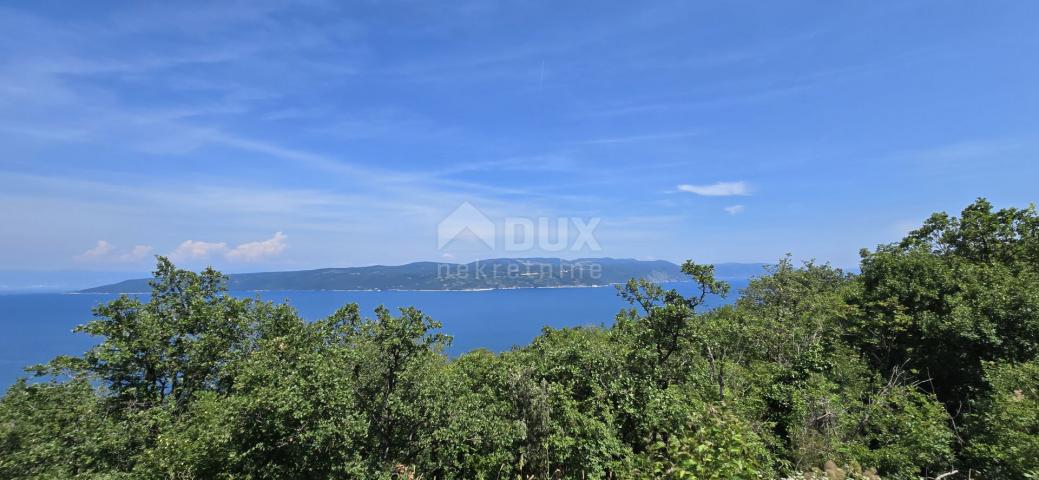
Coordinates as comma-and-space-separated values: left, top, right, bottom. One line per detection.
2, 198, 1037, 479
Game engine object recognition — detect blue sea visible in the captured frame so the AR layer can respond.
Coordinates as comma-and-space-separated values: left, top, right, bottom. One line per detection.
0, 281, 745, 389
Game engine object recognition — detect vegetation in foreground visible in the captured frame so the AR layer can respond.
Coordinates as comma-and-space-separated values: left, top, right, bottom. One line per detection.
1, 199, 1037, 479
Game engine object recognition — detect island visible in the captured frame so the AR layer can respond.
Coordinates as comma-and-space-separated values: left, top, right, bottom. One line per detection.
79, 258, 766, 293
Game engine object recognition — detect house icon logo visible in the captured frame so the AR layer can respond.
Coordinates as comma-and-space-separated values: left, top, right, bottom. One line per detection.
437, 202, 495, 250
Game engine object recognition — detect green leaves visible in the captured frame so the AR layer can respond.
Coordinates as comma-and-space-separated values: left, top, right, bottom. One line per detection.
3, 199, 1039, 479
965, 360, 1039, 478
640, 404, 774, 479
55, 256, 257, 410
680, 261, 731, 305
852, 199, 1039, 408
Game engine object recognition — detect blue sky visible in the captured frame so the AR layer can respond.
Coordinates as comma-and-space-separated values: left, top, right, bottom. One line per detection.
2, 1, 1038, 273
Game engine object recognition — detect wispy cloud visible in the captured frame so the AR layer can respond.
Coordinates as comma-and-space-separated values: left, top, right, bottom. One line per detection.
677, 181, 749, 197
0, 1, 581, 232
75, 241, 153, 263
569, 130, 701, 145
433, 152, 580, 176
575, 46, 935, 119
900, 139, 1022, 164
75, 241, 114, 261
4, 1, 1034, 271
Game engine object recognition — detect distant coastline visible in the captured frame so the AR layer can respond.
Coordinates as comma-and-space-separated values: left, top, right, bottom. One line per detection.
78, 258, 765, 294
66, 281, 699, 295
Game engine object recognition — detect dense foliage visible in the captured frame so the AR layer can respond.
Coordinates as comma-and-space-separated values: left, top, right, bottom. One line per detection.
2, 199, 1037, 479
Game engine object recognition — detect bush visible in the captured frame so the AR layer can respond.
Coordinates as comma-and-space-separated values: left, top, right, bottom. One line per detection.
965, 360, 1039, 478
638, 404, 775, 479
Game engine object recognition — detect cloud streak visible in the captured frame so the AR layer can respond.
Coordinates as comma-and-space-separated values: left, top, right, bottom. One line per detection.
677, 181, 749, 197
570, 130, 701, 145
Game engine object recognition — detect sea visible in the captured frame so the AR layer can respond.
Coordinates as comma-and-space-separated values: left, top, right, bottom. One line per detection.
0, 281, 746, 389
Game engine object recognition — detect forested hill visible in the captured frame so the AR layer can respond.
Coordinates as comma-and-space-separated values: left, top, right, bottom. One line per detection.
80, 258, 767, 293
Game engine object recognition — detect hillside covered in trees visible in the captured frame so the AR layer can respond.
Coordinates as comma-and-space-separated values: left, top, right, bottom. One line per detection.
1, 199, 1037, 479
81, 258, 759, 293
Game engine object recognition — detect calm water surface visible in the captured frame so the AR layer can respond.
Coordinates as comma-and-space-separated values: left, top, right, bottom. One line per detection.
0, 281, 745, 388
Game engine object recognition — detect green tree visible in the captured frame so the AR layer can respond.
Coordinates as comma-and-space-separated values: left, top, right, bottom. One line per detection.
850, 199, 1039, 408
3, 200, 1037, 480
965, 359, 1039, 478
38, 257, 257, 410
639, 404, 775, 479
0, 379, 145, 478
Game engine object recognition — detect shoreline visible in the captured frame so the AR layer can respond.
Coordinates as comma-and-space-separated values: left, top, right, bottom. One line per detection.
62, 280, 703, 295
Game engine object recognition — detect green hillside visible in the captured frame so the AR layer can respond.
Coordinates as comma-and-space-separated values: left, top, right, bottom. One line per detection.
80, 258, 765, 293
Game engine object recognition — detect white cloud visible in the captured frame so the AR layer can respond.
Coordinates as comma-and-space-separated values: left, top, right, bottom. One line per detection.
75, 240, 153, 263
724, 205, 746, 215
161, 233, 288, 264
677, 181, 749, 196
119, 245, 154, 262
62, 232, 293, 268
226, 232, 287, 262
75, 240, 115, 261
169, 239, 228, 262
